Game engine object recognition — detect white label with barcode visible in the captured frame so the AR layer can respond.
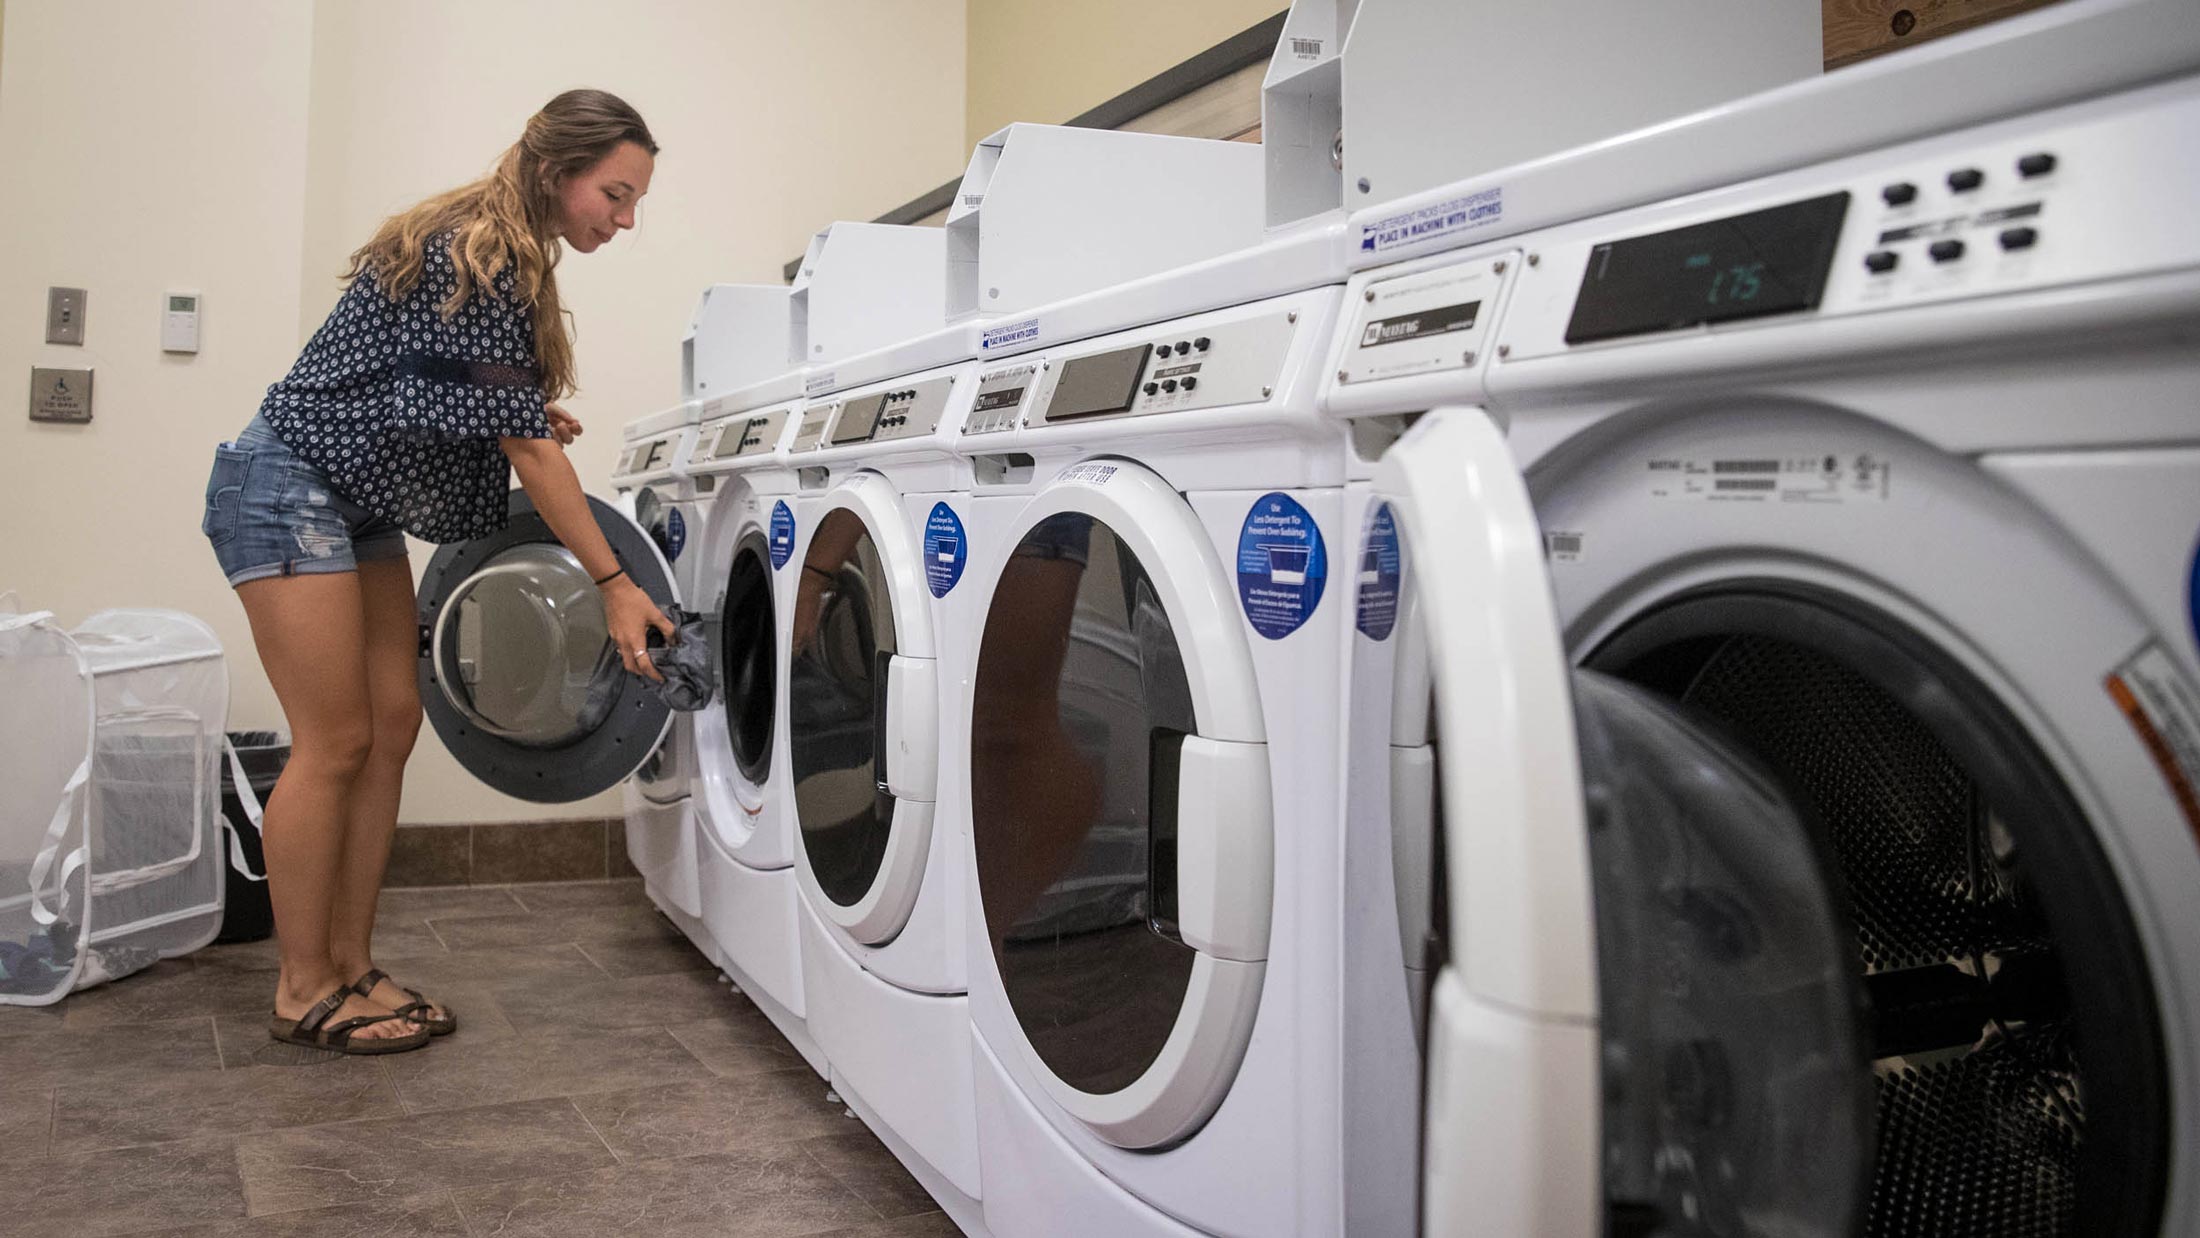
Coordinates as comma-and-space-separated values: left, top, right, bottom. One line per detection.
1646, 452, 1891, 503
1545, 530, 1585, 562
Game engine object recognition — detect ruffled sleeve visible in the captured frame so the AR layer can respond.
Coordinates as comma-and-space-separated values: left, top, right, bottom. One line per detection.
390, 243, 552, 441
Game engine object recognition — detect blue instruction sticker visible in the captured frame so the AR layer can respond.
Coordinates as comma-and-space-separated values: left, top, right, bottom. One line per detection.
2188, 527, 2199, 658
769, 501, 795, 569
1237, 492, 1327, 640
663, 508, 687, 564
1356, 503, 1402, 641
924, 502, 968, 597
1358, 187, 1505, 255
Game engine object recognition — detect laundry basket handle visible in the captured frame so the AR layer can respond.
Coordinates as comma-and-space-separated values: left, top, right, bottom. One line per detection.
221, 736, 269, 883
29, 755, 92, 927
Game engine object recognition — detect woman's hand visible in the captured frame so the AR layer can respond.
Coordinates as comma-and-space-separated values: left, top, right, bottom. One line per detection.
602, 575, 676, 682
546, 404, 583, 446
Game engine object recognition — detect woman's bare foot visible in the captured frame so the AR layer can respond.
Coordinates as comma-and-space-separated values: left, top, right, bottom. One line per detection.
347, 966, 447, 1026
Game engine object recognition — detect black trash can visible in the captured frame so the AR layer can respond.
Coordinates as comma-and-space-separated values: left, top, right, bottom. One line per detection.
217, 730, 287, 943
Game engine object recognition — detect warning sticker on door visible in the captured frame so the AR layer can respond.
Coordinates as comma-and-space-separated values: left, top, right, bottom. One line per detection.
1356, 503, 1402, 641
924, 502, 967, 598
1647, 452, 1892, 503
2106, 641, 2200, 838
1238, 492, 1328, 640
769, 501, 795, 569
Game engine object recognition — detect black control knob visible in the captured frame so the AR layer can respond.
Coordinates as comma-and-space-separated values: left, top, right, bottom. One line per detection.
1160, 379, 1179, 393
1881, 182, 1918, 207
1193, 337, 1211, 351
1864, 250, 1900, 274
2000, 227, 2039, 251
1929, 239, 1966, 263
1947, 168, 1984, 192
2017, 152, 2057, 178
1180, 376, 1198, 391
1143, 382, 1159, 396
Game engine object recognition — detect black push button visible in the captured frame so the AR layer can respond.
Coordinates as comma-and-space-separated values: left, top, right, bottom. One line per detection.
1882, 182, 1918, 207
1193, 337, 1211, 351
1180, 376, 1198, 391
2017, 152, 2057, 178
1865, 250, 1900, 274
1143, 382, 1159, 396
1174, 341, 1191, 355
1948, 168, 1985, 192
1160, 379, 1178, 393
1929, 239, 1966, 263
2000, 227, 2038, 251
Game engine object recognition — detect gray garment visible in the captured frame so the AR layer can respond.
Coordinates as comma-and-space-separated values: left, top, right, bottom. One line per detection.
644, 606, 714, 711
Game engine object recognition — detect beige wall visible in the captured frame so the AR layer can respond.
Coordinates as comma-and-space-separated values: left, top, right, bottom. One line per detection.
965, 0, 1280, 146
0, 0, 966, 825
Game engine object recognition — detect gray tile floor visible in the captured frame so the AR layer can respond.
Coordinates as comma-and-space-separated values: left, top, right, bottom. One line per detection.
0, 879, 960, 1238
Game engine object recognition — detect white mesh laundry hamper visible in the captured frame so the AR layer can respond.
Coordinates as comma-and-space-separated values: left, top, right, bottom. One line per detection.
67, 609, 231, 985
0, 603, 96, 1004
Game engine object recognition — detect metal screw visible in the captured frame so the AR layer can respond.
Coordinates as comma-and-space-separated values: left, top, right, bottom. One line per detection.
1337, 370, 1350, 384
1261, 385, 1273, 398
1357, 177, 1371, 194
1527, 253, 1541, 267
1287, 312, 1299, 324
1364, 289, 1376, 302
1493, 259, 1507, 275
1462, 350, 1477, 365
1497, 344, 1512, 359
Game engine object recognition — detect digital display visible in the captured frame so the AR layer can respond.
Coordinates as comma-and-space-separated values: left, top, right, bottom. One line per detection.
1046, 344, 1152, 422
831, 396, 884, 445
974, 387, 1024, 412
1565, 192, 1850, 345
168, 295, 195, 312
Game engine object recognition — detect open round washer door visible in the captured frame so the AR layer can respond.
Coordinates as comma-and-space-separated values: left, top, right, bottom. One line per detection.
418, 490, 679, 803
970, 460, 1272, 1151
719, 528, 777, 788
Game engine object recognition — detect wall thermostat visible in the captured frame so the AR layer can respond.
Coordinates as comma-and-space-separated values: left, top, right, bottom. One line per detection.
162, 292, 201, 354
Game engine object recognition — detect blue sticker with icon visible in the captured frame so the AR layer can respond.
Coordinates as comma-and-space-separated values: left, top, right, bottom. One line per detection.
2188, 527, 2199, 659
769, 501, 795, 569
1236, 492, 1327, 640
1356, 503, 1402, 641
662, 508, 687, 563
925, 502, 968, 597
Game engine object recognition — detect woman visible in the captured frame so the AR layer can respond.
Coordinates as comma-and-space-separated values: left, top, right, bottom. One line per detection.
201, 90, 672, 1054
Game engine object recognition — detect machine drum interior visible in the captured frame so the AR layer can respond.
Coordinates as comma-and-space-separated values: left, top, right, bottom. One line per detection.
1588, 587, 2170, 1238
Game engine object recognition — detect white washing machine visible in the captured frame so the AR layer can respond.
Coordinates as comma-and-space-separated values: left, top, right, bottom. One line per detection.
683, 391, 819, 1072
782, 361, 987, 1223
1325, 41, 2200, 1238
414, 410, 699, 925
942, 283, 1419, 1238
607, 406, 707, 930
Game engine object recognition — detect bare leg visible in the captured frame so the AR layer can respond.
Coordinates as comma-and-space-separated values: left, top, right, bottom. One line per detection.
325, 557, 445, 1022
236, 571, 413, 1042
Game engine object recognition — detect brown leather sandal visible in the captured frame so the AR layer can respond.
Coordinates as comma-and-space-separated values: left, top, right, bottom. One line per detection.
269, 986, 431, 1055
351, 967, 457, 1036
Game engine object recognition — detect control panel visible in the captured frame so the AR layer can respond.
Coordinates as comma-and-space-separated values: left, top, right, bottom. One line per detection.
964, 362, 1042, 435
790, 403, 836, 453
1025, 310, 1298, 429
693, 407, 789, 466
1488, 80, 2200, 363
799, 373, 956, 452
613, 432, 682, 480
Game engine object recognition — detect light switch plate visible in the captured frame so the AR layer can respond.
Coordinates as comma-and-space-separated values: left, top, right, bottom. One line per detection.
30, 367, 93, 423
46, 287, 87, 346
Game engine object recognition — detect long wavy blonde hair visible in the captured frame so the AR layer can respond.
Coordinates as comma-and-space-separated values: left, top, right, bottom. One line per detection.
343, 89, 657, 401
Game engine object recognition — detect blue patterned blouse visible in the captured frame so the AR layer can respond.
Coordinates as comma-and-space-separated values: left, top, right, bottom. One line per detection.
260, 234, 554, 543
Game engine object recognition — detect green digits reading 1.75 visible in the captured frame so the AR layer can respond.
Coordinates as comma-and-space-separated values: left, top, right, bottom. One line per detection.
1708, 261, 1766, 305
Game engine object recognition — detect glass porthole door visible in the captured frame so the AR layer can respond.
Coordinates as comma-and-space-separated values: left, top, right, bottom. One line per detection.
418, 491, 680, 802
969, 460, 1273, 1150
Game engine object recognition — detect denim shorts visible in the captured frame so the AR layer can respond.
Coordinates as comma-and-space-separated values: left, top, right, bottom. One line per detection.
202, 414, 408, 588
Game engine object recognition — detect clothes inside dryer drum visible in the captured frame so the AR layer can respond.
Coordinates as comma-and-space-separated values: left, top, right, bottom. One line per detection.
1569, 669, 1869, 1238
790, 510, 898, 909
1588, 587, 2171, 1238
972, 513, 1201, 1099
717, 535, 776, 784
